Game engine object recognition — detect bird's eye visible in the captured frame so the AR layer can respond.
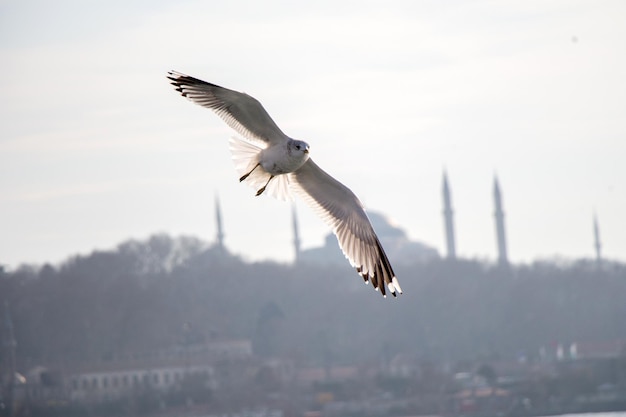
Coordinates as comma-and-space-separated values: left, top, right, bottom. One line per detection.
296, 145, 301, 150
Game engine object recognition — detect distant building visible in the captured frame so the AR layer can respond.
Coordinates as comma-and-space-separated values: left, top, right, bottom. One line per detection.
215, 194, 225, 251
292, 205, 301, 263
68, 364, 217, 403
493, 176, 509, 266
442, 171, 457, 260
66, 339, 251, 403
298, 211, 438, 266
594, 213, 602, 267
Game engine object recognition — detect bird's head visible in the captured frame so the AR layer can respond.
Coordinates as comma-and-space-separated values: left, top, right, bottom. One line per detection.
292, 140, 310, 155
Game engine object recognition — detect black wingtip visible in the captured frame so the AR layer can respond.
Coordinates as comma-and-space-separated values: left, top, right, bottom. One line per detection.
166, 71, 218, 89
356, 267, 369, 284
166, 70, 181, 82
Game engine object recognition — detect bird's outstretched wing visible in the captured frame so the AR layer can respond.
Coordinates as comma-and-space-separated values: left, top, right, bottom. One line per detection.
289, 160, 402, 297
167, 71, 289, 146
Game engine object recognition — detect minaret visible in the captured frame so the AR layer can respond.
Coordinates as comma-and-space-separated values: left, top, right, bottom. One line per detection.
442, 171, 457, 260
593, 213, 602, 267
215, 195, 225, 251
292, 204, 301, 263
493, 176, 509, 266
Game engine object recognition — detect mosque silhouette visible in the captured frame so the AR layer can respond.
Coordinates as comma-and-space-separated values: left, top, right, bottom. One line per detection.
213, 172, 603, 266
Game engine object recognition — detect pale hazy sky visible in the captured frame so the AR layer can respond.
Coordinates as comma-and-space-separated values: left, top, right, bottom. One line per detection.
1, 0, 625, 268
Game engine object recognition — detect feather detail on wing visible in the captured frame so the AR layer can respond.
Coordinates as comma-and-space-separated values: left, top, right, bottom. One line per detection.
228, 136, 293, 202
289, 160, 402, 297
167, 71, 289, 147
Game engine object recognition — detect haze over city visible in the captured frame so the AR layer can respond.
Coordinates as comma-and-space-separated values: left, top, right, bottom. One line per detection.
1, 0, 625, 268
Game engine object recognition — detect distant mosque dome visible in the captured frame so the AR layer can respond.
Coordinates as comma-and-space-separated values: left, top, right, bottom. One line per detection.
299, 211, 438, 266
367, 212, 407, 240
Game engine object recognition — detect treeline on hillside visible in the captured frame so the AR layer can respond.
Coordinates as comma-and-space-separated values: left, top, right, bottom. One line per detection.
1, 234, 625, 369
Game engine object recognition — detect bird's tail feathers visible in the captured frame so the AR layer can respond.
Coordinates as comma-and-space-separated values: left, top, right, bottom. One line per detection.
229, 136, 262, 176
228, 136, 293, 201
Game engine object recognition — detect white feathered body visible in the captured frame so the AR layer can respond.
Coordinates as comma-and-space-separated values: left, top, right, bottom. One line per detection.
229, 136, 306, 201
260, 142, 310, 175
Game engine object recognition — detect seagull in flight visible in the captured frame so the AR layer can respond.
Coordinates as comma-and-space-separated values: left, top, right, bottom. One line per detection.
167, 71, 402, 297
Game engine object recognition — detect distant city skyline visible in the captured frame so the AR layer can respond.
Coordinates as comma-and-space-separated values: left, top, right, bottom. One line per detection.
211, 172, 610, 267
1, 1, 625, 268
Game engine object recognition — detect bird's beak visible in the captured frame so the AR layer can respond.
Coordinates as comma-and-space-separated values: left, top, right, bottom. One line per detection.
304, 148, 309, 154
